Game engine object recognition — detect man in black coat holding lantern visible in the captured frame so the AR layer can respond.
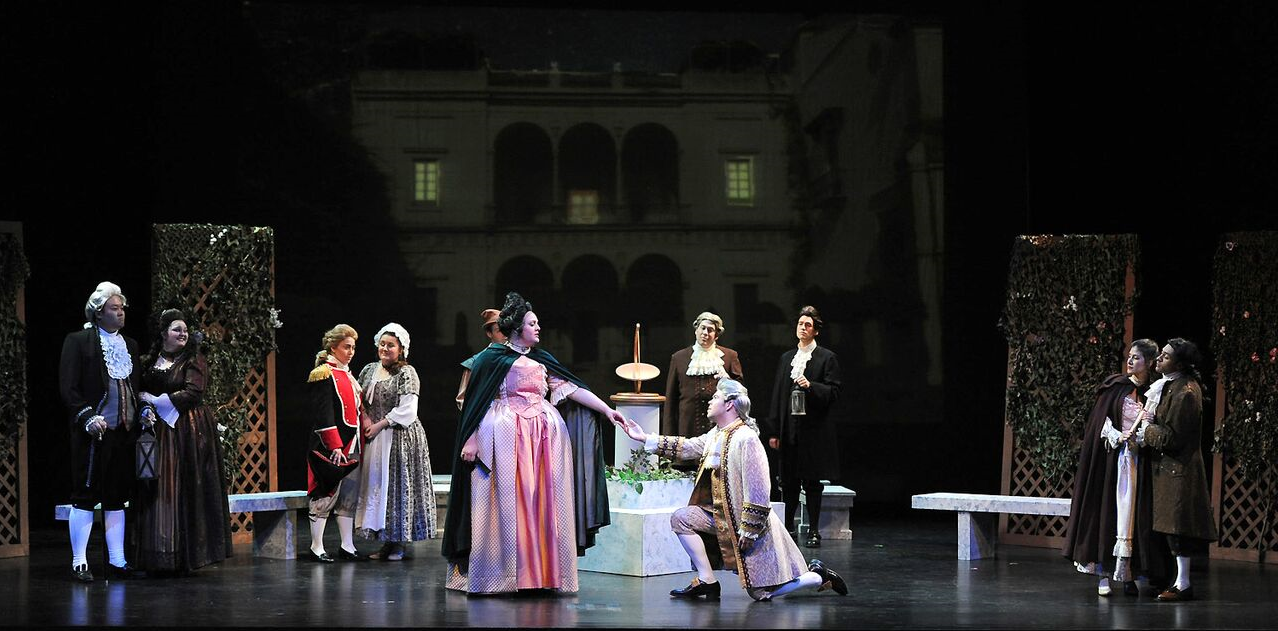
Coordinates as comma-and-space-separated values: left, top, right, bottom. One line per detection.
764, 305, 842, 549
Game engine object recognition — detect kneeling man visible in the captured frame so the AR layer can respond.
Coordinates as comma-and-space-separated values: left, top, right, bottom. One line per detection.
619, 379, 847, 601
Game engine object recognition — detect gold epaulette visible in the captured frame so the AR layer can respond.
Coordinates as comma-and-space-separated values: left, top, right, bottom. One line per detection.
308, 364, 333, 383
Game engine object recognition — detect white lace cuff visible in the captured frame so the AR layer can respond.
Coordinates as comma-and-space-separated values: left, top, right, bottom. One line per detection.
1100, 418, 1121, 450
644, 434, 660, 452
153, 394, 180, 428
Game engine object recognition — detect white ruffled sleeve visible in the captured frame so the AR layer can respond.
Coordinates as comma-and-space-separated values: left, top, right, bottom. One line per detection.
547, 373, 580, 405
152, 394, 180, 428
386, 393, 418, 428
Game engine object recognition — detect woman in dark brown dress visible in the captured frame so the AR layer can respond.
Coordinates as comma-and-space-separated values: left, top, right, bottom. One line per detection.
134, 308, 232, 574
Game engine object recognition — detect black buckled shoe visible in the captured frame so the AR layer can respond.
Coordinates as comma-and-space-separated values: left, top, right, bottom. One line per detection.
308, 550, 335, 563
105, 563, 138, 580
805, 532, 822, 548
71, 563, 94, 583
1122, 581, 1139, 596
1157, 585, 1194, 602
808, 558, 848, 596
669, 577, 721, 600
336, 547, 368, 562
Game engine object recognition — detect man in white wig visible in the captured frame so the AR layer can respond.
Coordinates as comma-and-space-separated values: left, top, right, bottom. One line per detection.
58, 281, 155, 581
619, 378, 848, 601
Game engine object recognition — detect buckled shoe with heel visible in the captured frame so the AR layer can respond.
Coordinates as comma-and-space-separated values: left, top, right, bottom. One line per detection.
71, 564, 94, 583
670, 577, 721, 600
808, 558, 848, 595
1157, 585, 1194, 602
105, 563, 138, 580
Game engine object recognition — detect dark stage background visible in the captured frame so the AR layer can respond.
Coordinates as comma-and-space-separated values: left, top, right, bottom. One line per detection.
5, 1, 1277, 531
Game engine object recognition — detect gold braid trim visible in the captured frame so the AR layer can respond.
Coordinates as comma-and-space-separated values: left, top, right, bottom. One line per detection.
739, 502, 771, 540
711, 421, 753, 588
308, 364, 333, 383
654, 435, 685, 460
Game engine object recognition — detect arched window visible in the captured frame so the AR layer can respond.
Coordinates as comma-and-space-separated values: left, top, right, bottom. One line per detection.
561, 255, 620, 363
558, 123, 616, 224
624, 254, 683, 324
494, 123, 553, 224
622, 123, 679, 221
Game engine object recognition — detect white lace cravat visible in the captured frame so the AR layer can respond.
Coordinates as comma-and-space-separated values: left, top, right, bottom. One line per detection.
687, 344, 726, 377
789, 341, 817, 381
98, 327, 133, 380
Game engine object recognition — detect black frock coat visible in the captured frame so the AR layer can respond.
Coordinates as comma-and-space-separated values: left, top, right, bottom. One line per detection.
765, 345, 842, 481
59, 326, 144, 503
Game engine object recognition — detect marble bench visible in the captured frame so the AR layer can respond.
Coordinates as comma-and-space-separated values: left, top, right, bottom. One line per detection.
56, 490, 311, 560
227, 491, 310, 559
798, 484, 856, 541
910, 492, 1070, 560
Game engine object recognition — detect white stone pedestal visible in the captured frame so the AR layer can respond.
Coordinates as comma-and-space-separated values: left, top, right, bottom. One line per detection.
580, 479, 788, 577
580, 479, 695, 576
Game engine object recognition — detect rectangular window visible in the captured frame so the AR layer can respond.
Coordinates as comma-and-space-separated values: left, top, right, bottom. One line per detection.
414, 159, 441, 205
725, 157, 754, 206
567, 189, 599, 224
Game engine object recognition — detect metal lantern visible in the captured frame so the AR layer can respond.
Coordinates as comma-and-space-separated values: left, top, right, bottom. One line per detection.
136, 427, 158, 481
789, 385, 807, 416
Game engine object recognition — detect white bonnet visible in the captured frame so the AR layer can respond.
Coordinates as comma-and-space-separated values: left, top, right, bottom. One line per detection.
375, 322, 411, 358
83, 281, 127, 328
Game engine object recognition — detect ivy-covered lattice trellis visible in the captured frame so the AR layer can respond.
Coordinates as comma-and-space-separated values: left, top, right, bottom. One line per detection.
0, 227, 30, 558
152, 224, 279, 543
997, 235, 1138, 547
1210, 231, 1278, 564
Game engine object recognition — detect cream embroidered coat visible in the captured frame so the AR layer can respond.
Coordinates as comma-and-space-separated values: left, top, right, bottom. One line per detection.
651, 421, 809, 589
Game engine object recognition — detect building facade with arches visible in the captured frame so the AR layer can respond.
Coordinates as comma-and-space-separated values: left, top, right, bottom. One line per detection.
351, 65, 798, 383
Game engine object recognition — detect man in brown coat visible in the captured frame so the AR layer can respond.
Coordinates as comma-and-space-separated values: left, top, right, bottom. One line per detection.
1141, 337, 1217, 602
662, 312, 743, 438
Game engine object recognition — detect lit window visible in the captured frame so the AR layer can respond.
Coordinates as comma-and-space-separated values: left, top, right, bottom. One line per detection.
414, 159, 440, 204
567, 190, 599, 224
725, 157, 754, 206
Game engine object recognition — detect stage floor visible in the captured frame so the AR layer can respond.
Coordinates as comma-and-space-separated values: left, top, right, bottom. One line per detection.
3, 509, 1275, 629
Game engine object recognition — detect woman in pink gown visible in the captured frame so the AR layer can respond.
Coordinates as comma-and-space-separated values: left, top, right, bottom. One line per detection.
443, 292, 625, 594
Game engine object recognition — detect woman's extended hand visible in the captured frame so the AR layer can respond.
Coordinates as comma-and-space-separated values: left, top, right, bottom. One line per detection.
604, 408, 626, 428
460, 433, 479, 463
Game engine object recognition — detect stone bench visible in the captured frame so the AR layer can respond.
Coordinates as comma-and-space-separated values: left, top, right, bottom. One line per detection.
56, 490, 310, 560
798, 484, 856, 541
910, 492, 1070, 560
227, 491, 310, 559
433, 474, 450, 534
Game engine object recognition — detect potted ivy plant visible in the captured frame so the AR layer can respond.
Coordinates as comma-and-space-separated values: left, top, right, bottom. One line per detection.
605, 448, 695, 510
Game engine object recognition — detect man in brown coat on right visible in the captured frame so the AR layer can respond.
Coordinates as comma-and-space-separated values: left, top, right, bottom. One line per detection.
1141, 337, 1217, 602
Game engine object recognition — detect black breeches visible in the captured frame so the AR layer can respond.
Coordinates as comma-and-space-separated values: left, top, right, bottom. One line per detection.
781, 478, 825, 532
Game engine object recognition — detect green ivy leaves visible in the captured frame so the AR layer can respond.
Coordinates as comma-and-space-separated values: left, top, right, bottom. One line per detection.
999, 235, 1139, 487
152, 225, 276, 485
0, 233, 29, 452
606, 447, 694, 494
1211, 232, 1278, 486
